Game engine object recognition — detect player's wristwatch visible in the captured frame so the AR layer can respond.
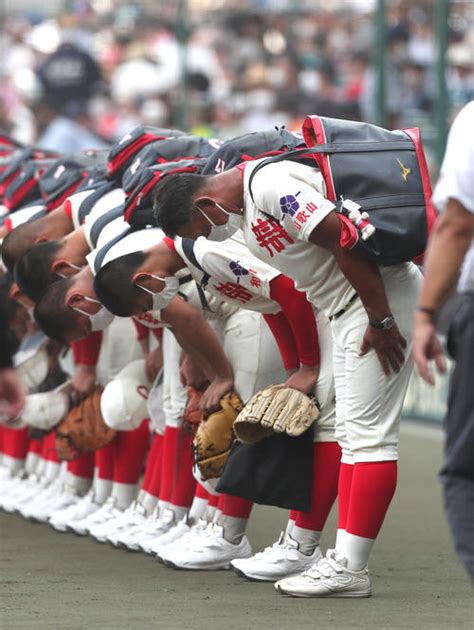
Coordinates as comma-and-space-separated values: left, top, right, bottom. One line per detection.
369, 314, 395, 330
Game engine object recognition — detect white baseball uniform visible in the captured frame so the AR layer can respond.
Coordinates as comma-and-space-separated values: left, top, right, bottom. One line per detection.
240, 158, 423, 462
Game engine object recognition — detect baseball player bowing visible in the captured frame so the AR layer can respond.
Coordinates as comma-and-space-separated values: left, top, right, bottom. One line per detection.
152, 157, 423, 597
92, 230, 340, 576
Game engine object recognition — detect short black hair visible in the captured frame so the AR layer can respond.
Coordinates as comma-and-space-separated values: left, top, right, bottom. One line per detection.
14, 240, 63, 301
1, 222, 40, 272
33, 277, 85, 343
94, 251, 148, 317
152, 172, 209, 238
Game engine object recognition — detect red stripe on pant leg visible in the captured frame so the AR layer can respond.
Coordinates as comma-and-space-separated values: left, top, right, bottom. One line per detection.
28, 438, 43, 455
337, 462, 354, 531
295, 442, 341, 531
95, 442, 115, 480
222, 494, 253, 519
67, 452, 95, 479
42, 431, 61, 463
170, 428, 196, 508
3, 427, 30, 459
141, 433, 163, 494
345, 461, 398, 539
113, 420, 151, 484
195, 484, 209, 500
207, 493, 220, 508
159, 426, 178, 503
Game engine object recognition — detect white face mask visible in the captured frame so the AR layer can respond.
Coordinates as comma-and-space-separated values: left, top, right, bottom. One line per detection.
56, 262, 83, 279
72, 296, 115, 331
195, 202, 242, 242
136, 274, 180, 311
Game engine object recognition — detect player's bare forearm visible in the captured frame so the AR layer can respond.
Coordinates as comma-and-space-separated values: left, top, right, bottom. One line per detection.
163, 299, 233, 382
309, 212, 391, 321
418, 199, 474, 313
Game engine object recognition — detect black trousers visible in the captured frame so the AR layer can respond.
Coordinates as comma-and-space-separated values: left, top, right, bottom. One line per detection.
440, 293, 474, 581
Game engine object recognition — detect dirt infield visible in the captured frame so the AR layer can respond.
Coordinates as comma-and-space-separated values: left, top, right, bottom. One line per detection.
1, 422, 472, 630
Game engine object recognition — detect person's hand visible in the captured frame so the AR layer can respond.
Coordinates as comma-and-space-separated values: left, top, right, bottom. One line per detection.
72, 364, 96, 402
359, 323, 407, 376
285, 364, 320, 395
0, 368, 26, 423
199, 376, 234, 415
145, 346, 163, 382
412, 312, 446, 385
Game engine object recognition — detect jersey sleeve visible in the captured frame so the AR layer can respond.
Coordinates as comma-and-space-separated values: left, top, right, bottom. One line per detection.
263, 312, 299, 371
251, 161, 336, 242
70, 331, 103, 366
269, 274, 320, 366
432, 102, 474, 214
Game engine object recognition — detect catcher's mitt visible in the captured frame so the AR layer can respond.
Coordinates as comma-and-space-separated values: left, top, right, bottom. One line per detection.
193, 390, 243, 480
233, 384, 320, 444
55, 387, 117, 461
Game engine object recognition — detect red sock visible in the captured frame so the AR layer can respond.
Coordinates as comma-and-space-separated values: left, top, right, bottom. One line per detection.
42, 431, 61, 463
28, 437, 43, 456
207, 493, 220, 508
0, 425, 4, 453
195, 484, 209, 500
170, 428, 196, 508
222, 494, 253, 519
295, 442, 341, 531
67, 452, 95, 479
345, 461, 398, 539
159, 426, 179, 502
289, 510, 298, 521
3, 427, 30, 460
337, 462, 354, 530
113, 421, 150, 484
141, 433, 163, 495
95, 442, 115, 480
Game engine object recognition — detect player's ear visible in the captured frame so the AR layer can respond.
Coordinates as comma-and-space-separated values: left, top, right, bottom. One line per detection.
51, 259, 72, 277
132, 272, 152, 284
66, 292, 85, 308
194, 196, 214, 211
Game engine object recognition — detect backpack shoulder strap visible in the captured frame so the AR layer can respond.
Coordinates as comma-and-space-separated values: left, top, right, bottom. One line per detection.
180, 238, 212, 312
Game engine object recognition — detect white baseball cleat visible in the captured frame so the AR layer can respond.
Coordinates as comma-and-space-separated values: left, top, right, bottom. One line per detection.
231, 532, 321, 582
274, 549, 372, 598
68, 496, 122, 536
0, 472, 41, 512
157, 518, 210, 562
149, 517, 192, 556
162, 523, 252, 570
136, 508, 176, 554
18, 477, 66, 522
89, 501, 146, 543
49, 489, 101, 532
21, 488, 82, 524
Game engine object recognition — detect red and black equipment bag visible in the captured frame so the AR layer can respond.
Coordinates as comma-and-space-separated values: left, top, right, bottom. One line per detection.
121, 135, 219, 196
249, 115, 436, 266
202, 127, 306, 175
39, 149, 109, 210
3, 157, 57, 210
124, 158, 207, 226
0, 147, 60, 198
107, 126, 187, 179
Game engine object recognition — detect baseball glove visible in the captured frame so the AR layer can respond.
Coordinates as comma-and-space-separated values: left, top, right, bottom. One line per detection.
55, 387, 117, 461
192, 390, 243, 480
233, 384, 320, 444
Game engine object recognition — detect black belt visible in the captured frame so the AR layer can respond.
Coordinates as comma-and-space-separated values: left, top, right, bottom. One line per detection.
329, 293, 359, 321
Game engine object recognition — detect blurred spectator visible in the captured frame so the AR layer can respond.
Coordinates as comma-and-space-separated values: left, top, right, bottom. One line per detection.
36, 32, 103, 112
35, 99, 110, 153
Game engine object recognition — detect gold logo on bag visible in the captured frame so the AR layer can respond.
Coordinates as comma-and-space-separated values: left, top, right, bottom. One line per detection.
396, 159, 411, 183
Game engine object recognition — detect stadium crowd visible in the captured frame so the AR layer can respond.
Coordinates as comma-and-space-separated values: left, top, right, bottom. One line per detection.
0, 1, 472, 152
